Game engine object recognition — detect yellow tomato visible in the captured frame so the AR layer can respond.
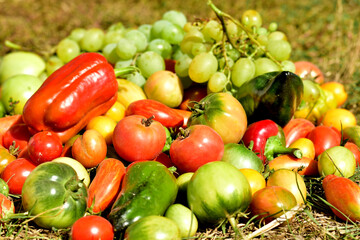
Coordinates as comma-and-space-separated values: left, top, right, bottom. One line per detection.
320, 81, 348, 107
239, 168, 266, 197
117, 79, 147, 108
86, 115, 117, 145
105, 101, 126, 122
321, 108, 357, 132
289, 138, 315, 160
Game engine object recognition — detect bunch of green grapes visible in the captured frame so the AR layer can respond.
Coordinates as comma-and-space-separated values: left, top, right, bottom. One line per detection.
45, 10, 188, 88
175, 5, 295, 93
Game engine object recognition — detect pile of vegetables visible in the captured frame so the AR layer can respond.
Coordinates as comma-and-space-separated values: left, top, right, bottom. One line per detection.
0, 1, 359, 239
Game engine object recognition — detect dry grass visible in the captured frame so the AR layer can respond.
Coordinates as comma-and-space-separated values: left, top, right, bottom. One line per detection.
1, 0, 360, 239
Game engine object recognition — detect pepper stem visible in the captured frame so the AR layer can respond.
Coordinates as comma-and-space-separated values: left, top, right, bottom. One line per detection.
114, 66, 138, 78
265, 136, 303, 161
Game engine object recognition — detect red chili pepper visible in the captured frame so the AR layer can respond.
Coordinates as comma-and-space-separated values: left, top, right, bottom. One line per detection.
22, 52, 118, 143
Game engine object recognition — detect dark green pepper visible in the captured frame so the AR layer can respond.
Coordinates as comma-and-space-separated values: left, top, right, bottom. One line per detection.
233, 71, 303, 127
108, 161, 178, 232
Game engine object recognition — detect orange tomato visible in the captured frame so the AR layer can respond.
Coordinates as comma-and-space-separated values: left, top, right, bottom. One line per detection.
268, 154, 319, 176
239, 168, 266, 196
86, 116, 117, 145
104, 101, 126, 122
289, 138, 315, 160
320, 81, 348, 107
321, 108, 357, 132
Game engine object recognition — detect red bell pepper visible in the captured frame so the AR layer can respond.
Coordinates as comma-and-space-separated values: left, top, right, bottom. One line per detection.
22, 52, 118, 143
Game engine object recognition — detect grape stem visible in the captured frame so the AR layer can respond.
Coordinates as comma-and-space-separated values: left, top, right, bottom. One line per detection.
207, 0, 283, 68
113, 66, 139, 78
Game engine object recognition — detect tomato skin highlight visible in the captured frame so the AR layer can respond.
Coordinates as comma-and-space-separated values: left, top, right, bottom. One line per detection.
323, 175, 360, 222
112, 115, 166, 162
87, 158, 126, 213
71, 215, 114, 240
170, 124, 224, 173
307, 125, 341, 158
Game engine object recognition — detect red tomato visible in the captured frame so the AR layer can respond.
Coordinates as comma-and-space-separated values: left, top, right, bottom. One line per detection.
0, 192, 14, 219
87, 158, 126, 213
283, 118, 315, 147
154, 152, 174, 168
112, 115, 166, 162
179, 84, 208, 110
344, 142, 360, 166
2, 123, 32, 151
169, 124, 224, 173
0, 114, 23, 146
306, 126, 341, 158
294, 61, 324, 84
27, 131, 63, 165
1, 158, 36, 195
71, 215, 114, 240
72, 129, 107, 168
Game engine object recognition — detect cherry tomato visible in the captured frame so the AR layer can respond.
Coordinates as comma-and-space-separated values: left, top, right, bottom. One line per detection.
0, 147, 16, 174
112, 115, 166, 162
169, 124, 224, 173
1, 158, 36, 195
71, 215, 114, 240
306, 126, 341, 158
239, 168, 266, 196
86, 115, 117, 145
72, 129, 107, 168
294, 61, 324, 84
2, 123, 32, 151
320, 81, 348, 107
27, 131, 63, 165
104, 101, 126, 122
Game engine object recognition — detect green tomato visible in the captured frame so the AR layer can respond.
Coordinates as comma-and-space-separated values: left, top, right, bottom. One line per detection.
21, 162, 88, 229
165, 204, 198, 238
0, 101, 6, 118
1, 74, 43, 115
0, 51, 45, 83
187, 161, 252, 224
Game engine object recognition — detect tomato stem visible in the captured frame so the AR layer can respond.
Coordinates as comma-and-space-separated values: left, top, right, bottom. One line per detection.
141, 115, 155, 127
227, 215, 242, 239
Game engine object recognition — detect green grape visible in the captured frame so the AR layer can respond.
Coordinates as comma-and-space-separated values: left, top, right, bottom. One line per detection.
68, 28, 86, 43
162, 10, 187, 28
208, 72, 228, 93
107, 22, 125, 32
257, 34, 268, 46
231, 58, 255, 87
80, 28, 105, 52
179, 76, 193, 90
269, 22, 278, 32
56, 38, 80, 63
136, 51, 165, 78
150, 19, 173, 40
125, 29, 148, 52
180, 29, 204, 55
225, 44, 241, 61
46, 55, 64, 75
104, 30, 124, 45
254, 57, 281, 76
191, 42, 207, 56
126, 71, 146, 88
175, 54, 192, 77
102, 43, 120, 64
225, 19, 239, 39
188, 52, 218, 83
257, 27, 268, 35
147, 39, 173, 59
115, 38, 137, 60
138, 24, 152, 41
266, 39, 292, 61
115, 59, 133, 68
241, 10, 262, 29
172, 45, 186, 61
161, 23, 185, 45
202, 20, 223, 43
218, 56, 234, 70
281, 60, 296, 72
268, 31, 287, 41
302, 79, 320, 103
